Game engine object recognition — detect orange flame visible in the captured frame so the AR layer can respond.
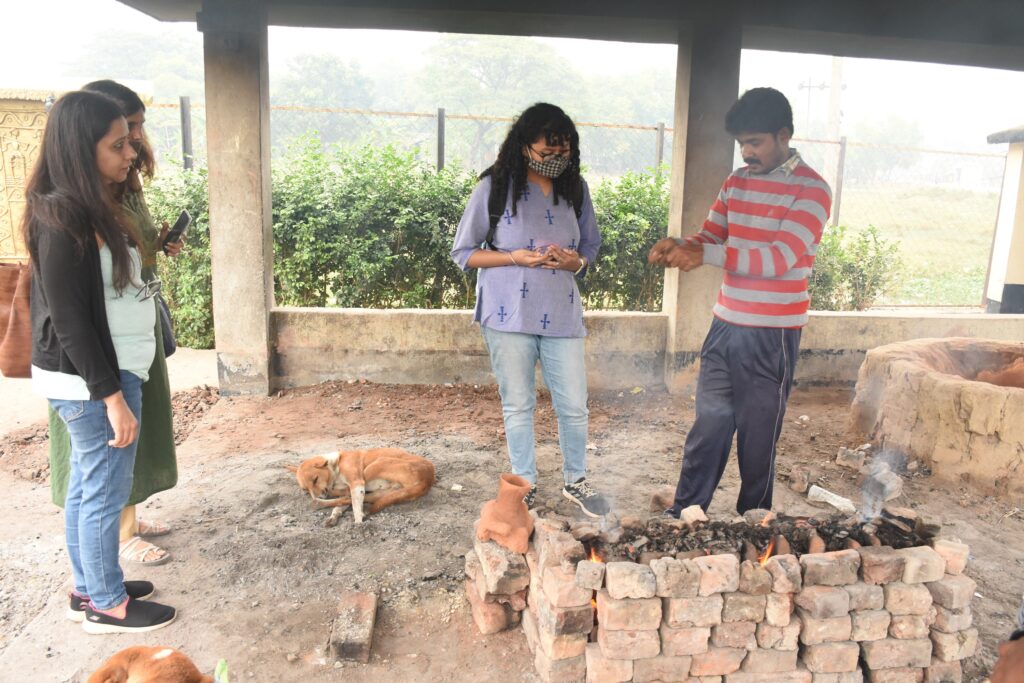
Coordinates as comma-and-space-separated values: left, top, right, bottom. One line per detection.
758, 538, 776, 566
759, 511, 776, 528
589, 547, 603, 564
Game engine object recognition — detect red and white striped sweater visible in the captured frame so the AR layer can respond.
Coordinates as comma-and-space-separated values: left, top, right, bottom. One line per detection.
686, 150, 832, 328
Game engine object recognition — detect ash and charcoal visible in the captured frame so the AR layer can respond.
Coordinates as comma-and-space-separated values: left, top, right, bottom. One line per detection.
577, 513, 935, 564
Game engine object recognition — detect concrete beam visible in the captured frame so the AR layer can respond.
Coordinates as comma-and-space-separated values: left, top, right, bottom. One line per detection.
200, 0, 275, 395
663, 20, 742, 393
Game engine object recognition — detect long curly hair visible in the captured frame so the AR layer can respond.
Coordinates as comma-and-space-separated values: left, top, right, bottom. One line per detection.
22, 91, 140, 294
480, 102, 581, 217
82, 80, 156, 192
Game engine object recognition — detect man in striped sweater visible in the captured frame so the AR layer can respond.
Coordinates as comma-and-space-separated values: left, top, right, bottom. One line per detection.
649, 87, 832, 516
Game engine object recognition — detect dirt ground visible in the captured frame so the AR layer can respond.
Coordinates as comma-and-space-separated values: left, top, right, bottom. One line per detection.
0, 380, 1022, 682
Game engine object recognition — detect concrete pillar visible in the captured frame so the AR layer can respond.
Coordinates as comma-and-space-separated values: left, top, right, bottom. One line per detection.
663, 21, 742, 392
198, 0, 275, 395
985, 130, 1024, 313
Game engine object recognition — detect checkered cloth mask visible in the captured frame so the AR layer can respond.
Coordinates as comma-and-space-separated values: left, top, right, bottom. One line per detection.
528, 155, 569, 178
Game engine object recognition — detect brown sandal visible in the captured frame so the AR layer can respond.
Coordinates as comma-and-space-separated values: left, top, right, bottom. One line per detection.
119, 536, 171, 566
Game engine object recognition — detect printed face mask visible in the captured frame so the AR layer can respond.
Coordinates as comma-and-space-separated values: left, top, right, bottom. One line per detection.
528, 154, 570, 178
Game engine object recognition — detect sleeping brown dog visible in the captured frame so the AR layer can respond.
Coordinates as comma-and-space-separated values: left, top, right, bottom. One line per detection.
88, 646, 213, 683
287, 448, 435, 525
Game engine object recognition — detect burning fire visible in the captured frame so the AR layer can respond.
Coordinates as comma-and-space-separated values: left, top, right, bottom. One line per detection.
758, 538, 776, 566
589, 547, 603, 564
759, 511, 776, 527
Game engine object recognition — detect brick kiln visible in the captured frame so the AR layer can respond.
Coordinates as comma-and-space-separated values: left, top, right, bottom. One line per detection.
464, 508, 977, 683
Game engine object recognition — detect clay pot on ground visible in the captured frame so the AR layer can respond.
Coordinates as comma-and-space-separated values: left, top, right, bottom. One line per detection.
476, 473, 534, 554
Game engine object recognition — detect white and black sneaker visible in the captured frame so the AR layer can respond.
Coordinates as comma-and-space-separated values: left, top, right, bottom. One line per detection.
523, 484, 538, 509
66, 580, 155, 622
82, 597, 176, 634
563, 478, 610, 518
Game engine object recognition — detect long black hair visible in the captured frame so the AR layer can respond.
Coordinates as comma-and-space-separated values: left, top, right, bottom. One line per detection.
21, 90, 140, 294
481, 102, 582, 218
82, 79, 155, 191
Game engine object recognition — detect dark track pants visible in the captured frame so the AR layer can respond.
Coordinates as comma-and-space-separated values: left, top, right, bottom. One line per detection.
670, 317, 801, 515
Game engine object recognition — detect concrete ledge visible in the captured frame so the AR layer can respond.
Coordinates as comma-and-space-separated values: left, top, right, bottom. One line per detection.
270, 308, 668, 391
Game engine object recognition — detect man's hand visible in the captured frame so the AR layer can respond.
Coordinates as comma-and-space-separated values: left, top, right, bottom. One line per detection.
665, 243, 704, 272
648, 237, 678, 266
103, 391, 139, 448
992, 637, 1024, 683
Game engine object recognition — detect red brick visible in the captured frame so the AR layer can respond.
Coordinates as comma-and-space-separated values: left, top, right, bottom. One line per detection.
756, 621, 801, 651
474, 534, 531, 594
811, 671, 864, 683
584, 642, 632, 683
930, 540, 969, 576
739, 647, 799, 673
722, 593, 767, 622
738, 560, 773, 595
633, 654, 694, 682
537, 596, 594, 635
538, 530, 587, 571
544, 565, 594, 608
866, 668, 924, 683
711, 621, 756, 650
596, 590, 662, 631
924, 575, 975, 611
652, 557, 701, 598
576, 560, 606, 591
660, 625, 711, 656
929, 628, 977, 662
884, 582, 933, 616
606, 561, 657, 599
536, 624, 588, 661
688, 647, 746, 676
597, 625, 661, 660
765, 554, 803, 593
795, 586, 851, 619
664, 594, 724, 628
924, 658, 962, 683
802, 641, 860, 673
860, 638, 932, 669
797, 609, 852, 645
801, 550, 861, 587
931, 605, 972, 634
694, 554, 740, 596
523, 605, 540, 653
535, 647, 586, 683
329, 591, 379, 663
466, 579, 513, 635
895, 547, 945, 584
765, 592, 794, 626
845, 583, 884, 611
851, 609, 891, 642
857, 546, 906, 585
889, 615, 929, 640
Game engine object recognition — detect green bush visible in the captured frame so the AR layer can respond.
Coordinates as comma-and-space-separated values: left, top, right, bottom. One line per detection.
147, 164, 214, 349
809, 224, 902, 311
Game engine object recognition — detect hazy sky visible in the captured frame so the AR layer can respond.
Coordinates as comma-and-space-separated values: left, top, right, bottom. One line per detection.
4, 0, 1023, 153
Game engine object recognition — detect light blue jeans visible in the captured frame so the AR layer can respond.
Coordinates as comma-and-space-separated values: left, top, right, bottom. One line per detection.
50, 371, 143, 610
481, 327, 588, 486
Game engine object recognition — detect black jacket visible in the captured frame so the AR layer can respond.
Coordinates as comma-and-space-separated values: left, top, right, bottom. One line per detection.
30, 229, 122, 401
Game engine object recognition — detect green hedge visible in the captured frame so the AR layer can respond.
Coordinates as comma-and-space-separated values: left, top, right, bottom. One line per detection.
146, 143, 897, 350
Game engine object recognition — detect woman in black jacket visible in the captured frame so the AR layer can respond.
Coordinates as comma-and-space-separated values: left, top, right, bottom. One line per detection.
22, 91, 176, 633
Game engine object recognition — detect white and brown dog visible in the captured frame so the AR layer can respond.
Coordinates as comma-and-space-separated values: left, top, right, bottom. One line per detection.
288, 448, 435, 525
88, 646, 214, 683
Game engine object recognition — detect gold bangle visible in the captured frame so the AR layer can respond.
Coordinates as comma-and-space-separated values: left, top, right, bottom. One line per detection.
508, 251, 518, 266
574, 255, 587, 275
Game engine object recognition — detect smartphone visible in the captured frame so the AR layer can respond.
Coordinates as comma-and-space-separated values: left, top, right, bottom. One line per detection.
162, 209, 192, 247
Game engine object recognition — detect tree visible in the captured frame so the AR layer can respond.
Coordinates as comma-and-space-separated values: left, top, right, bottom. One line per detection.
846, 115, 924, 184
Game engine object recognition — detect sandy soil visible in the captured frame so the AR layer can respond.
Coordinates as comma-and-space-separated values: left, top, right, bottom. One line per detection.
0, 380, 1022, 682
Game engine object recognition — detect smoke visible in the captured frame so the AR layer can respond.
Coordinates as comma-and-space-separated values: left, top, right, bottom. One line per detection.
859, 448, 906, 521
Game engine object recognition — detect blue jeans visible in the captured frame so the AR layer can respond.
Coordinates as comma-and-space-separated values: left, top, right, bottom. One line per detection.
50, 371, 143, 610
481, 327, 588, 485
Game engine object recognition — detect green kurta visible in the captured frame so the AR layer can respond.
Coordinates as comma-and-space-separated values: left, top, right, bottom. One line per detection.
49, 190, 178, 507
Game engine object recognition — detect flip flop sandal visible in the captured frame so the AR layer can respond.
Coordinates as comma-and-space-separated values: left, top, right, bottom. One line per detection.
137, 518, 171, 538
119, 536, 172, 566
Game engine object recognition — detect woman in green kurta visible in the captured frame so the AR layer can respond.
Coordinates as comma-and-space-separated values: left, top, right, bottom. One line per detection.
49, 81, 179, 565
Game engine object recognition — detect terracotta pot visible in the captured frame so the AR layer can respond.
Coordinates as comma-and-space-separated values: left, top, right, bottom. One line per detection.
476, 473, 534, 554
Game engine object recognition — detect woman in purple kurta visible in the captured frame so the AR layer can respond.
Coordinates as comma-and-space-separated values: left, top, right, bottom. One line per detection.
451, 103, 609, 517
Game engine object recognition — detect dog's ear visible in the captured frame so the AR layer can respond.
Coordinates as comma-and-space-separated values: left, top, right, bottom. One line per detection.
311, 456, 329, 467
285, 464, 299, 473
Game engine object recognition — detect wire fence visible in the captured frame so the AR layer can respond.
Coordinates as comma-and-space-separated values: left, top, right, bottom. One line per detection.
148, 101, 1006, 307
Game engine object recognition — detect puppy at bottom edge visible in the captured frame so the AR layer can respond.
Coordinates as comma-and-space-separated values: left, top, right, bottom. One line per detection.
88, 646, 216, 683
287, 447, 436, 525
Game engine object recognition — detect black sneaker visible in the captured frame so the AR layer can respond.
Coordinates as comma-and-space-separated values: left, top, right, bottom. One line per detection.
67, 581, 155, 623
82, 597, 176, 634
563, 478, 610, 518
523, 484, 538, 509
